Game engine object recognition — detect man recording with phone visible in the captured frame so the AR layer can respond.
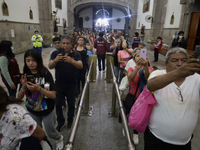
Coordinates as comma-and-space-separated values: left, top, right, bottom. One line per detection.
145, 47, 200, 150
31, 30, 43, 55
48, 36, 83, 131
172, 31, 188, 49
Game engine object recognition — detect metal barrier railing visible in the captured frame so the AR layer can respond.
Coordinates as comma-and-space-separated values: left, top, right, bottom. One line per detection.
65, 60, 94, 150
110, 61, 135, 150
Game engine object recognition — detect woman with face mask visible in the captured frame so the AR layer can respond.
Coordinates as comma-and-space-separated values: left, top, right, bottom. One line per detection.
172, 31, 188, 49
0, 40, 20, 97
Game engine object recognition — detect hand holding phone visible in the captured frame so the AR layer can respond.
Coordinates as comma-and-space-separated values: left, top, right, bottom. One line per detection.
58, 48, 65, 56
26, 75, 35, 84
193, 46, 200, 64
122, 40, 126, 47
140, 48, 147, 60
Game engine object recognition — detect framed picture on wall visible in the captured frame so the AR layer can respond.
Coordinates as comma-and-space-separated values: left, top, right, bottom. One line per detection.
55, 0, 62, 9
143, 0, 150, 13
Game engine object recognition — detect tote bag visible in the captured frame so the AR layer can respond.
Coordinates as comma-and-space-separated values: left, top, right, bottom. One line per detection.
128, 86, 157, 133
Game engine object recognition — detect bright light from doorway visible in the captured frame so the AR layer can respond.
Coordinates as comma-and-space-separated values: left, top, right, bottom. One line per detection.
95, 18, 109, 27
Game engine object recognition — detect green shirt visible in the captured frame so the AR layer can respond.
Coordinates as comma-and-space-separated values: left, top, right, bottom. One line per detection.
0, 56, 14, 86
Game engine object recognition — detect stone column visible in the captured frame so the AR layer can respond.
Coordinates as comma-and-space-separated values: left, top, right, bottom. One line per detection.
151, 0, 168, 38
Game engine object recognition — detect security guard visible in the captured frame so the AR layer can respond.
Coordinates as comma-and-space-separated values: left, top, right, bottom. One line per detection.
31, 30, 43, 55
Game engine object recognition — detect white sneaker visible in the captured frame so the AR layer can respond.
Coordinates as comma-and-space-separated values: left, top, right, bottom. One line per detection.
56, 135, 63, 150
122, 128, 125, 137
133, 134, 139, 145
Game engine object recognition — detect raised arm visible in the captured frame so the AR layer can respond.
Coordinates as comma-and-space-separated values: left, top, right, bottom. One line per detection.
147, 58, 200, 91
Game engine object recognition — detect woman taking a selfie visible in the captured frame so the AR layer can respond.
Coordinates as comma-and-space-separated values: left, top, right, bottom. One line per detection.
126, 51, 154, 145
17, 49, 63, 150
0, 40, 20, 97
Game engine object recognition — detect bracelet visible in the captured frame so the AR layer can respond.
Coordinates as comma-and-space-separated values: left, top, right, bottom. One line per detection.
21, 89, 26, 93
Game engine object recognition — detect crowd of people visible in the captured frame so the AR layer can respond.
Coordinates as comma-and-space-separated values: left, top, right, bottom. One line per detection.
0, 28, 197, 150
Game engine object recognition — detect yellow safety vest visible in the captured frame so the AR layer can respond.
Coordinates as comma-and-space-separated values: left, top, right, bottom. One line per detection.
32, 35, 42, 47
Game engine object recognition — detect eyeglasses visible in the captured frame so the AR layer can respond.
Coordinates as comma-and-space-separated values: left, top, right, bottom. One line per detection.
54, 42, 60, 45
177, 87, 183, 102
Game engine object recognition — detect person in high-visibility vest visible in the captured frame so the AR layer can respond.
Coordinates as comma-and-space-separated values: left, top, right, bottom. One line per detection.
31, 30, 43, 55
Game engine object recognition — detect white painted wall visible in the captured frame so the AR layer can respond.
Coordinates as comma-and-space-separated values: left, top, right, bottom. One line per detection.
79, 8, 93, 28
112, 8, 125, 29
0, 0, 39, 23
136, 0, 154, 29
164, 0, 182, 28
52, 0, 68, 27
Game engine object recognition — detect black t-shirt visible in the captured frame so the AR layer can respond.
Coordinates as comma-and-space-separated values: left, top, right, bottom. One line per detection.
76, 48, 87, 62
50, 50, 82, 88
25, 70, 56, 116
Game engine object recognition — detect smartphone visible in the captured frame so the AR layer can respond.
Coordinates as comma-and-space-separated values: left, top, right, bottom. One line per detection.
122, 40, 126, 47
26, 75, 35, 83
58, 48, 65, 56
140, 48, 147, 60
193, 46, 200, 63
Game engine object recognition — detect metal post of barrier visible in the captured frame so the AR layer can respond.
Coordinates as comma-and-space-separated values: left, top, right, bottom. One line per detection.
106, 52, 114, 82
84, 80, 89, 114
111, 82, 116, 116
110, 61, 135, 150
65, 61, 93, 150
89, 55, 97, 81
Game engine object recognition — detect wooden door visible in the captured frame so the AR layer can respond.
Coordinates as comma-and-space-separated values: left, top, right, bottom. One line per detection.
187, 12, 200, 51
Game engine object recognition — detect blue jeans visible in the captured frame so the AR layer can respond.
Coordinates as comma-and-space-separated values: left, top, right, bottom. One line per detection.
5, 84, 17, 97
56, 87, 76, 125
33, 46, 42, 55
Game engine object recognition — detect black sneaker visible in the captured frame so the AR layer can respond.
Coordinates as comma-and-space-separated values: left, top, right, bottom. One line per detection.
56, 123, 66, 132
67, 121, 73, 129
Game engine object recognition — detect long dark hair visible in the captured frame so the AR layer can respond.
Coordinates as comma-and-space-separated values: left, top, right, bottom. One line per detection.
0, 86, 23, 112
0, 40, 15, 57
23, 49, 47, 77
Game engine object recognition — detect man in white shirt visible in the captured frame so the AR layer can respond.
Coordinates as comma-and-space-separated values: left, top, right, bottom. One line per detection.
146, 47, 200, 150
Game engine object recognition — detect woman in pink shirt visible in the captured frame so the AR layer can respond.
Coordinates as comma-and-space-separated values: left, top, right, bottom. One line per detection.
118, 40, 133, 83
127, 51, 154, 145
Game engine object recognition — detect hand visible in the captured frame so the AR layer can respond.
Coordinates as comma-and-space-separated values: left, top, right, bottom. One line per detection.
27, 82, 41, 91
36, 37, 39, 39
178, 38, 182, 42
54, 54, 64, 63
10, 85, 16, 90
139, 57, 148, 66
64, 55, 74, 64
21, 74, 28, 87
176, 58, 200, 78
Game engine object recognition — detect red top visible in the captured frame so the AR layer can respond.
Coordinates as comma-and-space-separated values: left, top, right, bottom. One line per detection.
94, 38, 109, 54
158, 40, 163, 53
128, 67, 140, 99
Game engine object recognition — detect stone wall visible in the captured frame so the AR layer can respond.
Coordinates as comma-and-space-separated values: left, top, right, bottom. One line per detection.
0, 21, 40, 54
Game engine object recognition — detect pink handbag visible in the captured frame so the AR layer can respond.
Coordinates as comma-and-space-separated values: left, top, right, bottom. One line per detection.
128, 86, 157, 133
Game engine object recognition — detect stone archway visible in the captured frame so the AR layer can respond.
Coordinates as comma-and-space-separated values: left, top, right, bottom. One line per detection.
67, 0, 138, 33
